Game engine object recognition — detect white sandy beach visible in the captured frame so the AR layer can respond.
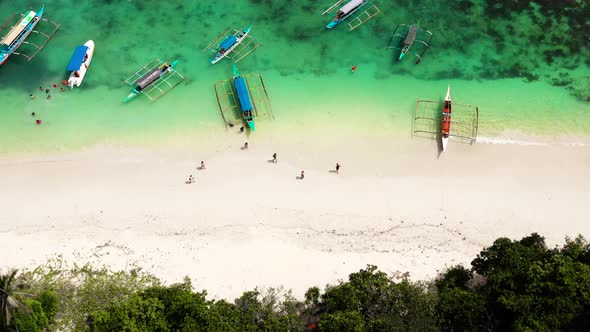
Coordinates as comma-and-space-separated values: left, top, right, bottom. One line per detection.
1, 129, 589, 300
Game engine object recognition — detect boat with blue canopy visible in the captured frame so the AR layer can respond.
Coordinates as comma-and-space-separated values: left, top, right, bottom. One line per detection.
233, 65, 255, 131
123, 58, 185, 103
214, 66, 274, 131
322, 0, 380, 31
66, 40, 95, 88
0, 5, 60, 65
203, 25, 261, 64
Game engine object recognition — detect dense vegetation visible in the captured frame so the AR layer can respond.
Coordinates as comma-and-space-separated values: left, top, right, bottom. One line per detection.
1, 233, 589, 331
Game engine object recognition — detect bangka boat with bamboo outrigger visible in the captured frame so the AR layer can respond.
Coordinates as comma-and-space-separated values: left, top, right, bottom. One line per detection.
213, 66, 274, 131
441, 85, 452, 152
203, 24, 261, 65
66, 40, 94, 88
0, 5, 60, 65
123, 58, 185, 103
413, 87, 479, 153
387, 19, 433, 64
232, 65, 255, 131
322, 0, 381, 31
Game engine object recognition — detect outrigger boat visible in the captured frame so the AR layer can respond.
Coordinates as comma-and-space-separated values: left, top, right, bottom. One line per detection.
232, 65, 255, 131
441, 85, 452, 152
414, 89, 479, 150
322, 0, 381, 31
66, 40, 94, 88
204, 25, 261, 65
123, 58, 185, 103
214, 67, 274, 131
387, 19, 433, 64
0, 6, 43, 65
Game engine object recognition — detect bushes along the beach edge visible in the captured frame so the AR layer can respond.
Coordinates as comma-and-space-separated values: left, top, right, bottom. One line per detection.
1, 233, 589, 331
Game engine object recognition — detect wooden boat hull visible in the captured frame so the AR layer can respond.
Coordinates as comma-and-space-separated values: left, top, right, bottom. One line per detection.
67, 40, 94, 88
441, 85, 452, 152
0, 6, 43, 65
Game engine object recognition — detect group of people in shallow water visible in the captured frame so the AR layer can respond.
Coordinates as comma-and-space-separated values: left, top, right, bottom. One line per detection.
186, 143, 341, 184
29, 82, 70, 125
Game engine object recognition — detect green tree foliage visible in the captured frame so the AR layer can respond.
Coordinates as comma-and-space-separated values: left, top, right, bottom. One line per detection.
435, 266, 489, 331
319, 310, 365, 332
318, 265, 438, 332
3, 234, 589, 331
90, 280, 305, 332
0, 269, 27, 331
15, 258, 159, 332
14, 299, 48, 332
437, 233, 590, 331
14, 290, 58, 332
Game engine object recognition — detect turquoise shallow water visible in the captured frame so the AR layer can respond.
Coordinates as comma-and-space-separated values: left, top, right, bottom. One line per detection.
0, 0, 588, 153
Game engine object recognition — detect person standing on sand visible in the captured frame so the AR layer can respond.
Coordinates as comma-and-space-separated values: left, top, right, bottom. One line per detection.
336, 163, 340, 174
300, 170, 304, 179
244, 142, 248, 149
200, 161, 205, 170
273, 153, 277, 163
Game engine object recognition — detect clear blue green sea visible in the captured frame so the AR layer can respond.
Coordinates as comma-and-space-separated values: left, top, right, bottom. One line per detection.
1, 0, 589, 153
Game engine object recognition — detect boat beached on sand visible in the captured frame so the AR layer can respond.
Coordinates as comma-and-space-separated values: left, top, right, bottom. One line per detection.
66, 40, 94, 88
441, 85, 452, 152
0, 6, 44, 65
232, 65, 255, 131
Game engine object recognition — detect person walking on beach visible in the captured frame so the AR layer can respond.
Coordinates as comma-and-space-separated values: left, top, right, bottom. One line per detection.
188, 174, 194, 183
300, 170, 304, 180
240, 126, 244, 132
200, 161, 205, 170
272, 153, 277, 163
244, 142, 248, 149
336, 163, 340, 174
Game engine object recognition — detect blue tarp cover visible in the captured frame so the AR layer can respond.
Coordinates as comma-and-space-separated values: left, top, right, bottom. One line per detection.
234, 77, 253, 112
220, 35, 237, 51
66, 45, 88, 71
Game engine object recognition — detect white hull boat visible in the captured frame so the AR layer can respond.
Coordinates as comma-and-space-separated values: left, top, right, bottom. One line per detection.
441, 85, 452, 152
67, 40, 94, 88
